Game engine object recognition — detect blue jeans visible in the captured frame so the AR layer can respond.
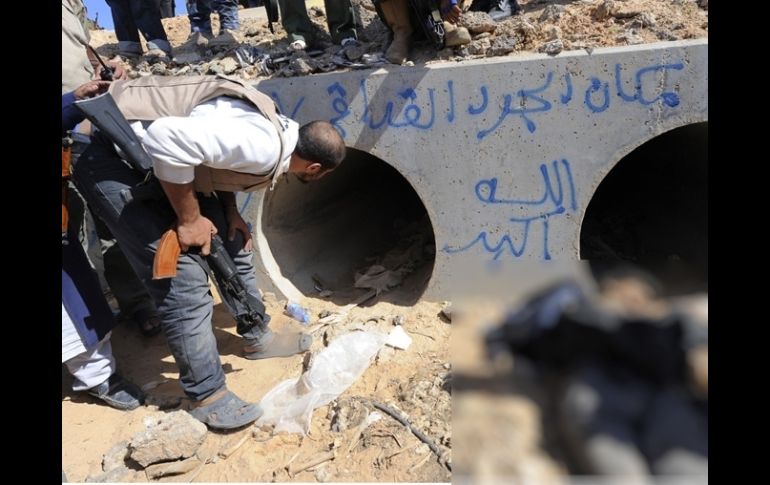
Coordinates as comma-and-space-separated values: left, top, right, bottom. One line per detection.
105, 0, 171, 55
72, 136, 268, 401
68, 135, 159, 329
188, 0, 240, 34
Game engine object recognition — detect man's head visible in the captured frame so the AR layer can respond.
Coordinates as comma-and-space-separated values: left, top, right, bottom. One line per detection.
288, 121, 346, 183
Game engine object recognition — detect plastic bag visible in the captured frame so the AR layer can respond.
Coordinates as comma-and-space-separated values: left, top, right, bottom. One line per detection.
255, 330, 388, 434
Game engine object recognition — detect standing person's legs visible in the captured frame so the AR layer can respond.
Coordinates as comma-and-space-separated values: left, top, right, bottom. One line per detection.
96, 217, 161, 337
62, 236, 144, 411
277, 0, 315, 47
129, 0, 172, 55
159, 0, 175, 18
63, 328, 145, 410
212, 0, 240, 31
188, 0, 214, 36
105, 0, 143, 57
324, 0, 357, 44
72, 139, 261, 429
198, 196, 311, 359
65, 332, 114, 391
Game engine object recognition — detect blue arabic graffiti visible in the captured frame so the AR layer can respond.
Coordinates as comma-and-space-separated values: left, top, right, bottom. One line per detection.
443, 159, 576, 261
267, 61, 685, 140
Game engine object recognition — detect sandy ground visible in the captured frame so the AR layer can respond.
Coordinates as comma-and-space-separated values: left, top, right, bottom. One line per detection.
62, 289, 451, 482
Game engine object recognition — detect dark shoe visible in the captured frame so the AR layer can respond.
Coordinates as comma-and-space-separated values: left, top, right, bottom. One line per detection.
86, 374, 145, 411
137, 315, 162, 337
489, 0, 521, 21
188, 389, 262, 430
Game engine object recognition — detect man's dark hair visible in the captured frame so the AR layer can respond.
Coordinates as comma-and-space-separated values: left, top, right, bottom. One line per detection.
294, 121, 346, 170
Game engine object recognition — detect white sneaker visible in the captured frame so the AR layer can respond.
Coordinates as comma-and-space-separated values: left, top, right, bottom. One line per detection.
289, 39, 307, 51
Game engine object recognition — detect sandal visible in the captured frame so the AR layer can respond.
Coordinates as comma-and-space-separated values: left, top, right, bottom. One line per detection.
188, 389, 262, 430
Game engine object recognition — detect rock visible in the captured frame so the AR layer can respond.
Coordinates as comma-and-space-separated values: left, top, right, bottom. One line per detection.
617, 30, 645, 45
474, 32, 492, 40
175, 65, 191, 75
102, 441, 129, 472
220, 57, 239, 74
468, 38, 491, 56
207, 61, 224, 74
393, 315, 405, 326
698, 0, 708, 8
638, 12, 657, 28
508, 17, 537, 38
245, 25, 261, 37
653, 28, 679, 41
540, 39, 564, 56
310, 6, 325, 17
290, 57, 314, 76
612, 8, 641, 19
539, 4, 566, 22
487, 38, 516, 57
330, 399, 371, 432
445, 27, 472, 47
593, 0, 616, 20
315, 465, 332, 482
128, 411, 208, 468
459, 11, 497, 35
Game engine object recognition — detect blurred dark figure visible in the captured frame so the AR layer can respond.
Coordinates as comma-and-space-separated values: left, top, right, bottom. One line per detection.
486, 267, 708, 477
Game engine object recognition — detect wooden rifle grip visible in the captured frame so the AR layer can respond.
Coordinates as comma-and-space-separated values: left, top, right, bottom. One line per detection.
153, 228, 182, 279
62, 146, 71, 234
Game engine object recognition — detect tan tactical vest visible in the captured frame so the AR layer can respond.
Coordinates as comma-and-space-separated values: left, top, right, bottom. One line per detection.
108, 74, 287, 194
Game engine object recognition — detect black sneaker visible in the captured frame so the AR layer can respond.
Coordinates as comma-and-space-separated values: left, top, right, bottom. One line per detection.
86, 374, 145, 411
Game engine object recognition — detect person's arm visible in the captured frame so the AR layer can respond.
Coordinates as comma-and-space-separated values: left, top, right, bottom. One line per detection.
62, 80, 111, 133
62, 91, 81, 133
86, 47, 127, 80
440, 0, 461, 23
216, 190, 253, 251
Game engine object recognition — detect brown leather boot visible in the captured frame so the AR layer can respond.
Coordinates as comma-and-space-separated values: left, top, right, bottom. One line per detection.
379, 0, 413, 64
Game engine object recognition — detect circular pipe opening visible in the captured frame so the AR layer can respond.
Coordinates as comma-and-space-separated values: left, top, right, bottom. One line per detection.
260, 148, 436, 305
580, 122, 708, 293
